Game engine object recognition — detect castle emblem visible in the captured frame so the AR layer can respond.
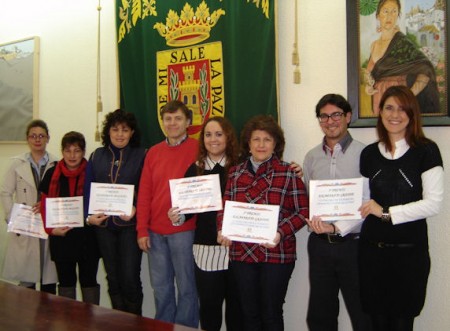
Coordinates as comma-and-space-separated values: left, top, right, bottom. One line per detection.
154, 2, 226, 138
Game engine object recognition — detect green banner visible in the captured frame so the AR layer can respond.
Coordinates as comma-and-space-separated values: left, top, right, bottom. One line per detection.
116, 0, 278, 147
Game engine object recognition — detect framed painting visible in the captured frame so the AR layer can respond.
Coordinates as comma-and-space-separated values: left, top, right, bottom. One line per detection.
0, 36, 40, 142
347, 0, 449, 127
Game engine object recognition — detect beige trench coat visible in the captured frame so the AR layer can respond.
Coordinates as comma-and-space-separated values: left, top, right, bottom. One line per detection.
0, 153, 58, 284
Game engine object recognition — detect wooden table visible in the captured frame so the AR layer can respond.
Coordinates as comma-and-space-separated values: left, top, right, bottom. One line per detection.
0, 281, 199, 330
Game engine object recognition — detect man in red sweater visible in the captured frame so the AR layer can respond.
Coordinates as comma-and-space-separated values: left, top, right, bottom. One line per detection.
137, 100, 199, 328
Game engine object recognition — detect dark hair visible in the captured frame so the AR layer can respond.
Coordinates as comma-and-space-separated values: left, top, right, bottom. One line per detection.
61, 131, 86, 151
197, 117, 239, 175
377, 85, 429, 152
26, 119, 49, 137
159, 100, 192, 123
101, 109, 141, 147
239, 115, 285, 161
315, 94, 352, 118
376, 0, 401, 16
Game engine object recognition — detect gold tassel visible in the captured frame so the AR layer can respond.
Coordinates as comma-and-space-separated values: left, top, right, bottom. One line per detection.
292, 43, 299, 66
95, 126, 101, 142
292, 0, 300, 84
97, 96, 103, 113
294, 67, 301, 84
95, 0, 103, 142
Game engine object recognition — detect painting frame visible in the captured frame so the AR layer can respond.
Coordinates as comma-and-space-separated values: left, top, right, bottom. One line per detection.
0, 36, 40, 143
347, 0, 449, 127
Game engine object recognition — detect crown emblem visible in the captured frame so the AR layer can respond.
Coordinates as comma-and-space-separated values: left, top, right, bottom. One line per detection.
154, 1, 225, 47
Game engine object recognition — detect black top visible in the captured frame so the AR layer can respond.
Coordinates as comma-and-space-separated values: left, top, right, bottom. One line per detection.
185, 162, 226, 245
360, 141, 442, 245
40, 166, 99, 262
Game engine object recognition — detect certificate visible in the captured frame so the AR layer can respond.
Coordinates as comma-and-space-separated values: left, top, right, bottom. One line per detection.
221, 201, 280, 244
169, 174, 222, 214
7, 203, 48, 239
46, 196, 84, 228
309, 178, 363, 221
88, 183, 134, 216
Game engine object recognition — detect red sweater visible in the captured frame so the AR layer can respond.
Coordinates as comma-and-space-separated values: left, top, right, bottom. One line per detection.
136, 138, 198, 237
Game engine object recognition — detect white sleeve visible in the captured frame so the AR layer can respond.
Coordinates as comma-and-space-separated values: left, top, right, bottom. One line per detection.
334, 219, 363, 237
390, 166, 443, 225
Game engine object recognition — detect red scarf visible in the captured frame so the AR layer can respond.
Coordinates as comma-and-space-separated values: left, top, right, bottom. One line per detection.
48, 159, 87, 197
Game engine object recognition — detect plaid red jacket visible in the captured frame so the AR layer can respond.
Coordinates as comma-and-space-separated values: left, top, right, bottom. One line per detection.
217, 156, 308, 264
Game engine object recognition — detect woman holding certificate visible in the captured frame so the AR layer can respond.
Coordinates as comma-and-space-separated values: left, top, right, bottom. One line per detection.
1, 119, 57, 294
359, 86, 444, 330
217, 115, 309, 331
39, 131, 100, 303
168, 116, 242, 331
84, 109, 146, 315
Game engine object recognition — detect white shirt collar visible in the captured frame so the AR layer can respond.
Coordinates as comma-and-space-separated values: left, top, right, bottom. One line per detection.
378, 138, 409, 160
204, 155, 226, 170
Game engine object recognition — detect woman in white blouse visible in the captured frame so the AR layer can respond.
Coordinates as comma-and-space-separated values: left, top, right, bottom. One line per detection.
168, 116, 242, 331
359, 85, 444, 331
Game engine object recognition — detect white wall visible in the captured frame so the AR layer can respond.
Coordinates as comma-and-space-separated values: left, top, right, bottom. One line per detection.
1, 1, 449, 330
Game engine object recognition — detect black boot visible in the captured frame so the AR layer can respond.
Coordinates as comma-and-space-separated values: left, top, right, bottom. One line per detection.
81, 285, 100, 305
58, 286, 76, 300
41, 283, 57, 295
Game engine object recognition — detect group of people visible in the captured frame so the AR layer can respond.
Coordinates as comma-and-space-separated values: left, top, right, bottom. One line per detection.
1, 84, 443, 331
304, 86, 443, 331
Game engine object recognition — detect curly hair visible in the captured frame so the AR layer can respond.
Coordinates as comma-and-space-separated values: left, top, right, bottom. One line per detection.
196, 116, 238, 175
101, 109, 141, 147
239, 115, 285, 162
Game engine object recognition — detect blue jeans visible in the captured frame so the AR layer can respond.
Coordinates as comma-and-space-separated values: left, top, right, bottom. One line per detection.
148, 230, 199, 328
95, 226, 143, 314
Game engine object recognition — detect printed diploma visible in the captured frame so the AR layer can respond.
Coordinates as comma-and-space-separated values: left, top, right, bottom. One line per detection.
309, 178, 363, 221
221, 201, 279, 244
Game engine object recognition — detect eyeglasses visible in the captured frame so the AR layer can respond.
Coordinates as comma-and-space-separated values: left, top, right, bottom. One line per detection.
28, 134, 48, 140
318, 112, 345, 123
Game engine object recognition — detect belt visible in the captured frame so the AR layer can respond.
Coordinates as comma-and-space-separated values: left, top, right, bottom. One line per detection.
369, 241, 415, 249
315, 232, 360, 244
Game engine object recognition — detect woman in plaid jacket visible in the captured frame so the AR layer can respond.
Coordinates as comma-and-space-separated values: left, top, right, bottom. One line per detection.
217, 115, 308, 331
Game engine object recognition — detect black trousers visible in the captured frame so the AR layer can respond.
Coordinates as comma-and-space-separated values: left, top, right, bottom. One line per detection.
232, 261, 294, 331
195, 263, 243, 331
55, 255, 99, 288
307, 233, 371, 331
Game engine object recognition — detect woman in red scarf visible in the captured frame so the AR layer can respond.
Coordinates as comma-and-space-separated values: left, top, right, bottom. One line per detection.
39, 131, 100, 303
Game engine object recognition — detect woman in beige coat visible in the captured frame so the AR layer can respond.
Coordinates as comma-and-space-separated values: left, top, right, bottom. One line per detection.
1, 120, 58, 292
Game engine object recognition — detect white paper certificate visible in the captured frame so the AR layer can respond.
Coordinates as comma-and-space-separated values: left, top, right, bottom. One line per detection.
169, 174, 222, 214
221, 201, 280, 244
309, 178, 363, 221
7, 203, 48, 239
88, 183, 134, 216
46, 196, 84, 228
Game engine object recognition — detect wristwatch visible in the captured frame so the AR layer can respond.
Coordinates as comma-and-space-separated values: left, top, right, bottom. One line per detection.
380, 206, 391, 222
85, 216, 91, 226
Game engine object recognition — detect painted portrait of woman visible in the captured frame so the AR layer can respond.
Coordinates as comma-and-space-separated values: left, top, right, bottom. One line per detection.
358, 0, 446, 116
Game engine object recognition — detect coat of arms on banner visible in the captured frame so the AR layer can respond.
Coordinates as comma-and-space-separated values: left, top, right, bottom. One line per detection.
154, 2, 225, 138
117, 0, 277, 147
